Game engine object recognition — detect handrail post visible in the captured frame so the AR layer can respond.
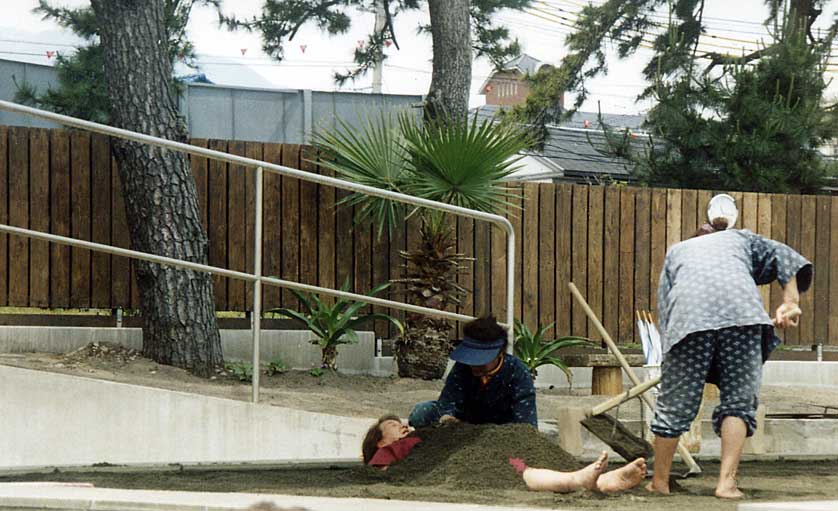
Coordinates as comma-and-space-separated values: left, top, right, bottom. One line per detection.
251, 166, 264, 403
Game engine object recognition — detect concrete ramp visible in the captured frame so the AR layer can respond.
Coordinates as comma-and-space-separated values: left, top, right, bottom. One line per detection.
0, 365, 370, 470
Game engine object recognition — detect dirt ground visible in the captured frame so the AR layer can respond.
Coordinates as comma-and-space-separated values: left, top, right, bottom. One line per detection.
2, 344, 838, 510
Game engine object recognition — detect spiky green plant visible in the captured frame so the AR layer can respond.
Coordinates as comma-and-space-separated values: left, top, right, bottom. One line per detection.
513, 320, 592, 383
313, 112, 532, 379
271, 280, 403, 370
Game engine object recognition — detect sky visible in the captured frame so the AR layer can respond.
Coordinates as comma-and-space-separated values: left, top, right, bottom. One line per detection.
2, 0, 838, 115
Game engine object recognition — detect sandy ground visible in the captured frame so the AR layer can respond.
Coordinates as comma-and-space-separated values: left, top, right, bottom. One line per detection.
2, 345, 838, 510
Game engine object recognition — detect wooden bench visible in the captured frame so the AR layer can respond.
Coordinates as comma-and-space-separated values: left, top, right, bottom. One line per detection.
562, 353, 647, 396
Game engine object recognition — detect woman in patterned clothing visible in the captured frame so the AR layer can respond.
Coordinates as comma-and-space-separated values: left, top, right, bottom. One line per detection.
647, 194, 812, 499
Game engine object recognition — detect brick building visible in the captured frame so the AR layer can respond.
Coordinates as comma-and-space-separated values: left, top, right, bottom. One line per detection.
478, 54, 559, 107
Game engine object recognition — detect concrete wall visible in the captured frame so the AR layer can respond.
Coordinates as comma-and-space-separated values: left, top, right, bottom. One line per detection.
0, 326, 391, 376
0, 365, 370, 469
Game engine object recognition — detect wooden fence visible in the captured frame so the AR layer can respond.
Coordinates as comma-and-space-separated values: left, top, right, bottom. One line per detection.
1, 125, 836, 345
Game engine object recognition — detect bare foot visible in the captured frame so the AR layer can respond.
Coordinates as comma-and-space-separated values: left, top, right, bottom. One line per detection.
572, 451, 609, 491
715, 476, 744, 499
645, 480, 670, 495
596, 458, 647, 493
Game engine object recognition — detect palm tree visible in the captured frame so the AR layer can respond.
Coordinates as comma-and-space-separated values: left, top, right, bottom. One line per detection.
314, 113, 531, 379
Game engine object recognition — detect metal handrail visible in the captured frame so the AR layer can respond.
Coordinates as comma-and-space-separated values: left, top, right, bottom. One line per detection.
0, 99, 517, 403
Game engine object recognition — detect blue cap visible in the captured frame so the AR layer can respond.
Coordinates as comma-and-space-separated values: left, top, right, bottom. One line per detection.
450, 336, 505, 366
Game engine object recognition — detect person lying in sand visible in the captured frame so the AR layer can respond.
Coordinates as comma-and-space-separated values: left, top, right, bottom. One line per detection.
361, 415, 647, 493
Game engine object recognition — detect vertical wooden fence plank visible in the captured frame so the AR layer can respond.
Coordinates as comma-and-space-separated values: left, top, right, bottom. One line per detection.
757, 194, 772, 310
650, 188, 667, 314
70, 131, 91, 308
510, 184, 524, 324
680, 189, 697, 242
29, 129, 50, 307
371, 223, 390, 337
555, 184, 572, 336
190, 140, 209, 230
602, 187, 620, 339
300, 147, 319, 288
262, 143, 282, 309
522, 183, 539, 330
785, 195, 802, 345
50, 130, 70, 308
799, 196, 816, 344
538, 184, 556, 329
665, 189, 682, 248
457, 215, 475, 327
769, 194, 787, 343
814, 195, 831, 345
354, 218, 372, 304
697, 190, 713, 227
618, 187, 635, 343
586, 186, 603, 341
387, 215, 406, 338
0, 127, 7, 306
829, 197, 838, 346
226, 141, 247, 312
111, 154, 131, 308
281, 145, 301, 308
244, 141, 263, 309
490, 198, 508, 320
571, 185, 588, 337
474, 220, 492, 318
335, 192, 355, 298
90, 134, 111, 308
9, 127, 30, 306
634, 188, 651, 324
208, 139, 229, 310
741, 192, 758, 232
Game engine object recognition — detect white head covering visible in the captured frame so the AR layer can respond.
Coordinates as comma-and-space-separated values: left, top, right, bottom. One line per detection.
707, 193, 738, 229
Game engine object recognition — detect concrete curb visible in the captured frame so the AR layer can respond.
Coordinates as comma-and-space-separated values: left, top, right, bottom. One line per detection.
0, 485, 562, 511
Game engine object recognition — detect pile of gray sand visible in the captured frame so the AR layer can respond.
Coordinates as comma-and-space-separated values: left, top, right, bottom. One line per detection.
351, 422, 580, 490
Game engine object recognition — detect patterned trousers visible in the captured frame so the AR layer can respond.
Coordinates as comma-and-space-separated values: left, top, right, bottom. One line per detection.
651, 325, 763, 438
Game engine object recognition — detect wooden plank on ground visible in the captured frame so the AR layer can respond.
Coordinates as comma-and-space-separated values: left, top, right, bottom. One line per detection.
90, 134, 111, 308
0, 127, 8, 306
618, 187, 635, 344
29, 129, 50, 307
785, 194, 802, 345
226, 140, 247, 312
769, 194, 787, 344
586, 186, 603, 341
110, 154, 131, 308
634, 188, 651, 322
538, 184, 556, 329
757, 193, 772, 309
814, 195, 831, 345
650, 188, 667, 313
281, 145, 301, 308
70, 131, 91, 308
602, 186, 620, 339
555, 184, 572, 337
244, 141, 263, 309
49, 130, 70, 308
208, 139, 229, 310
262, 143, 283, 309
799, 195, 816, 344
9, 127, 30, 306
571, 185, 588, 338
829, 197, 838, 346
522, 183, 539, 331
666, 188, 682, 248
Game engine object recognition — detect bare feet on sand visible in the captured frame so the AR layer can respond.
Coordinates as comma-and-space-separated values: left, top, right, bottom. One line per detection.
575, 451, 609, 491
645, 480, 670, 495
596, 458, 647, 493
715, 476, 744, 499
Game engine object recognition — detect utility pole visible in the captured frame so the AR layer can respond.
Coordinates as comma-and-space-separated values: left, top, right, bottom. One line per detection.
372, 1, 386, 93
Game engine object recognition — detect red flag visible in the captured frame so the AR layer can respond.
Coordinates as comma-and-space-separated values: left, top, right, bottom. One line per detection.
240, 48, 247, 55
384, 40, 392, 48
357, 39, 365, 49
300, 44, 307, 53
45, 50, 55, 59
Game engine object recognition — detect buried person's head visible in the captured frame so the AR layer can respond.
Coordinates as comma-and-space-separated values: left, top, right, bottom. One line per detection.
362, 414, 411, 463
452, 315, 508, 376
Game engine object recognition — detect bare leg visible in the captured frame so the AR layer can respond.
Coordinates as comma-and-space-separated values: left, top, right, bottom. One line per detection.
522, 451, 608, 492
715, 416, 747, 499
646, 436, 679, 494
596, 458, 647, 493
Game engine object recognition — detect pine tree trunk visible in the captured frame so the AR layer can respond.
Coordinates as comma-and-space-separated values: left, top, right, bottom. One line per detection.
90, 0, 223, 377
426, 0, 472, 120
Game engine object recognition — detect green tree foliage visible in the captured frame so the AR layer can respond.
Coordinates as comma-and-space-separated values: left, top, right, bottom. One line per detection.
217, 0, 531, 85
513, 0, 838, 193
16, 0, 203, 123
